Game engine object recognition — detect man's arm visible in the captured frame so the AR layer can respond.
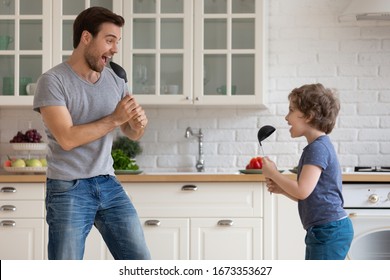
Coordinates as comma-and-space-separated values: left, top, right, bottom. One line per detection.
40, 95, 140, 151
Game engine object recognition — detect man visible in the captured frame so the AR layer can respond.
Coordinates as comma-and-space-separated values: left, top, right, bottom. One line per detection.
33, 6, 151, 260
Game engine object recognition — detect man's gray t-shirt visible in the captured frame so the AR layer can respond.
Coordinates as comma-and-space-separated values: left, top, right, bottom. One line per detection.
33, 62, 126, 180
297, 135, 347, 230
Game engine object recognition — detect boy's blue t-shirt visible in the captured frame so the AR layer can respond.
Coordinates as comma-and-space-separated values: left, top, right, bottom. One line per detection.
297, 135, 347, 230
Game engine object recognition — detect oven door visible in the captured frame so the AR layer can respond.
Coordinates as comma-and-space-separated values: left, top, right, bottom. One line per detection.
346, 209, 390, 260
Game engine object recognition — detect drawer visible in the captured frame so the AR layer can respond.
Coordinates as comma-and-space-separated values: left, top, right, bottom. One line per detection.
124, 182, 263, 217
0, 183, 44, 200
0, 201, 44, 218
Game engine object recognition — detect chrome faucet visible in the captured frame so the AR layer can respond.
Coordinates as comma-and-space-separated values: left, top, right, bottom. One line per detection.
185, 127, 205, 172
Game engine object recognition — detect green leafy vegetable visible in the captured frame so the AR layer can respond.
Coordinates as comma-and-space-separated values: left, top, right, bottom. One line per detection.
112, 136, 142, 159
111, 149, 139, 170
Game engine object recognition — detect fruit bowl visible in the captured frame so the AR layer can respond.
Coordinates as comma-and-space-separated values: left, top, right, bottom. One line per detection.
11, 143, 47, 151
4, 166, 47, 173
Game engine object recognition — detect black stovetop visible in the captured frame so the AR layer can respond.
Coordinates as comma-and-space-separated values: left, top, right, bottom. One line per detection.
354, 166, 390, 172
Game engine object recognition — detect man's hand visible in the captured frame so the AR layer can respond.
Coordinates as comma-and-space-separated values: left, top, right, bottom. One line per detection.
112, 95, 141, 126
118, 94, 148, 140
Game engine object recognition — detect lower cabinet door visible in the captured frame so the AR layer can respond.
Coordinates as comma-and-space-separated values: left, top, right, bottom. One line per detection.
191, 218, 262, 260
84, 226, 113, 260
0, 219, 44, 260
84, 219, 190, 260
142, 218, 190, 260
275, 195, 306, 260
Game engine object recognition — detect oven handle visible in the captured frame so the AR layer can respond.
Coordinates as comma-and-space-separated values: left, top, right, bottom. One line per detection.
348, 212, 390, 218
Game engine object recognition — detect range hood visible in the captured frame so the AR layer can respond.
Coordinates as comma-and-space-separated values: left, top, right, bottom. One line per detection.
339, 0, 390, 21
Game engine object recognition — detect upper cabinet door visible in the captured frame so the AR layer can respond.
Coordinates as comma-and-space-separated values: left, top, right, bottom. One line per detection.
123, 0, 193, 105
124, 0, 266, 106
0, 0, 51, 106
194, 0, 267, 106
0, 0, 266, 107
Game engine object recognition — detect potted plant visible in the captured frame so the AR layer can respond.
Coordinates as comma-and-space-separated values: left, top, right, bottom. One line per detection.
111, 136, 143, 171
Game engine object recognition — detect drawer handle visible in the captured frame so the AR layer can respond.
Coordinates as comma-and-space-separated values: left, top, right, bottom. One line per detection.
1, 187, 17, 193
217, 219, 234, 226
0, 220, 16, 227
1, 205, 16, 212
181, 185, 198, 191
145, 220, 161, 226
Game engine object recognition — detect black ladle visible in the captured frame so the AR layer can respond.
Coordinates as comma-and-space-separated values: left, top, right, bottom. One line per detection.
110, 61, 128, 83
110, 61, 131, 94
257, 125, 276, 156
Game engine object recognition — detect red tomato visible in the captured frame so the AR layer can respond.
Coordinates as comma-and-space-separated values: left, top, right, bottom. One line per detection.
246, 156, 263, 169
256, 157, 263, 169
249, 157, 261, 169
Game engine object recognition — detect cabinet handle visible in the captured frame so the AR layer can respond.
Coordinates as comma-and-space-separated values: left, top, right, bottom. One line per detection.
181, 185, 198, 191
145, 220, 161, 226
0, 220, 16, 227
1, 187, 17, 193
1, 205, 16, 212
217, 219, 234, 226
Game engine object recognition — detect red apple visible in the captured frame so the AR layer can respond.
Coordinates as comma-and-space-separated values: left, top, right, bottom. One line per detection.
3, 160, 12, 167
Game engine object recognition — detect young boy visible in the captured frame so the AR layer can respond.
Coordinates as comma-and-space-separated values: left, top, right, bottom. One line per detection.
261, 83, 354, 260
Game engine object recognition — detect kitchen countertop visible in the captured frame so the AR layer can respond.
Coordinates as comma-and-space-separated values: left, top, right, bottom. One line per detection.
0, 172, 389, 183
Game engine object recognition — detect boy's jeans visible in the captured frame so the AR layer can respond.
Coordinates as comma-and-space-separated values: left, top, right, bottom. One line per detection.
305, 217, 354, 260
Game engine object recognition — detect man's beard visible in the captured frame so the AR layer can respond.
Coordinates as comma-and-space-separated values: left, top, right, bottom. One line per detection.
85, 50, 104, 73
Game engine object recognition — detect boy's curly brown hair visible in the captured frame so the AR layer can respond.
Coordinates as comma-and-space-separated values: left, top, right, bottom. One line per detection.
288, 83, 340, 134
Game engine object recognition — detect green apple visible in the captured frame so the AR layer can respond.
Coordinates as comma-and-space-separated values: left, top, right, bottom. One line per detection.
39, 158, 47, 167
12, 159, 26, 168
26, 159, 43, 167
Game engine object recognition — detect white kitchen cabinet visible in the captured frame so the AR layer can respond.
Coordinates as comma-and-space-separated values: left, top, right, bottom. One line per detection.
1, 0, 266, 107
124, 0, 267, 106
193, 0, 267, 106
0, 0, 52, 106
0, 179, 305, 260
191, 218, 262, 260
274, 195, 305, 260
83, 217, 189, 260
120, 182, 264, 260
84, 181, 264, 260
0, 0, 119, 106
83, 226, 114, 260
0, 183, 45, 260
142, 218, 189, 260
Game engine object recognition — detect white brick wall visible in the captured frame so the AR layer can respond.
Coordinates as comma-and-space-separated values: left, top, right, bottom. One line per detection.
1, 0, 390, 172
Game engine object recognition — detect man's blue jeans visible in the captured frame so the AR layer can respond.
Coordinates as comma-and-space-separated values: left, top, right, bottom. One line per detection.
46, 175, 151, 260
305, 217, 354, 260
